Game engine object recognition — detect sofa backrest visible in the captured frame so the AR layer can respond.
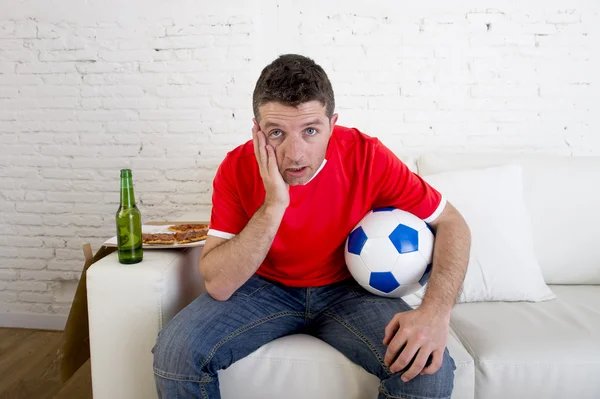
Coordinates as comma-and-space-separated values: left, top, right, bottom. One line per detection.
414, 153, 600, 285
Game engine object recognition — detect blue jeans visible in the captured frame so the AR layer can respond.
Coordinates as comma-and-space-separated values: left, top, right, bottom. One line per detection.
152, 275, 455, 399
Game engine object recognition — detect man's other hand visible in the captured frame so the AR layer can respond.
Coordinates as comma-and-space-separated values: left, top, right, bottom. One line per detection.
382, 308, 450, 382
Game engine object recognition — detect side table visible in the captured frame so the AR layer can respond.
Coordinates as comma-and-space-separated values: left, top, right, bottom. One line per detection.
86, 246, 205, 399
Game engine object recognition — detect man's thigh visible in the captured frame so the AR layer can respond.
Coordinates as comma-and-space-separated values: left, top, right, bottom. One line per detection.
152, 275, 306, 380
313, 284, 455, 398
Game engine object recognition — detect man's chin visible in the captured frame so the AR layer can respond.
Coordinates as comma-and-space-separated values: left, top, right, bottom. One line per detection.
284, 177, 307, 186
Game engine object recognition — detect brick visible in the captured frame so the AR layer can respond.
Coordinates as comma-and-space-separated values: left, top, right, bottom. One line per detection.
69, 157, 131, 169
98, 49, 153, 62
80, 86, 145, 98
19, 86, 79, 98
40, 168, 98, 180
18, 292, 55, 303
47, 259, 84, 272
92, 73, 169, 87
0, 88, 19, 98
0, 258, 47, 270
0, 270, 18, 281
7, 155, 58, 167
45, 191, 107, 203
42, 74, 82, 85
76, 62, 138, 74
39, 49, 98, 62
155, 85, 211, 98
102, 98, 162, 110
28, 37, 91, 51
139, 61, 206, 73
77, 110, 138, 121
0, 39, 25, 50
0, 134, 18, 144
0, 62, 16, 74
0, 75, 42, 87
139, 110, 203, 121
1, 98, 79, 110
106, 121, 167, 133
0, 50, 36, 62
0, 166, 38, 178
19, 110, 78, 122
42, 214, 104, 227
153, 36, 213, 50
19, 270, 79, 281
50, 304, 73, 314
471, 85, 538, 98
35, 23, 61, 39
167, 98, 211, 109
2, 190, 25, 200
0, 111, 16, 121
6, 281, 48, 292
0, 292, 18, 303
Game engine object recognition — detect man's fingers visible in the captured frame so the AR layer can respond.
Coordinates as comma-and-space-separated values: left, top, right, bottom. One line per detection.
266, 144, 278, 175
252, 127, 260, 164
384, 332, 407, 369
419, 349, 443, 376
389, 342, 419, 374
401, 347, 433, 382
256, 129, 267, 169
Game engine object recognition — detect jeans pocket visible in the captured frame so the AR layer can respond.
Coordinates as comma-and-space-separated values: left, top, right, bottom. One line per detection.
231, 275, 270, 297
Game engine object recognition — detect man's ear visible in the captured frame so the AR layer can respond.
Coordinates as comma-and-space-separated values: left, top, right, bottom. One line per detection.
330, 113, 339, 129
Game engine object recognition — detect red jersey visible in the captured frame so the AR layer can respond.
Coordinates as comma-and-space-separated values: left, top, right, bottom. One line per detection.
208, 125, 445, 287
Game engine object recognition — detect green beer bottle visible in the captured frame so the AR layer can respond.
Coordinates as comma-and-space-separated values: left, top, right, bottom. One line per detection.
116, 169, 143, 264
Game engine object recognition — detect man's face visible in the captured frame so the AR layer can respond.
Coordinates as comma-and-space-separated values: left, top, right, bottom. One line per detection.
255, 100, 338, 186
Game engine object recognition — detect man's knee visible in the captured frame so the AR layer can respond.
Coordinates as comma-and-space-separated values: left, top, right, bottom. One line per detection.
380, 349, 456, 399
152, 313, 210, 380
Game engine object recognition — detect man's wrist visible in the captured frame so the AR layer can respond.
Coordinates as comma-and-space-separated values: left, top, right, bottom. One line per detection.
261, 202, 287, 220
418, 300, 453, 322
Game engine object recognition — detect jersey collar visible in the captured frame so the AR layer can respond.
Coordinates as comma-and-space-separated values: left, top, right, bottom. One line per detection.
303, 159, 327, 185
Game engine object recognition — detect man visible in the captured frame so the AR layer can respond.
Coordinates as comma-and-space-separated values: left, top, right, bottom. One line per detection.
152, 54, 471, 399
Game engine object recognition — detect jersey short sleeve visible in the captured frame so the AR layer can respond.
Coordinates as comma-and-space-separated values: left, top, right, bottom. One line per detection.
208, 155, 249, 239
371, 140, 446, 223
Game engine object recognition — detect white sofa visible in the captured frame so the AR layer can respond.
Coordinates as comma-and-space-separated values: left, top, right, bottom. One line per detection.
86, 153, 600, 399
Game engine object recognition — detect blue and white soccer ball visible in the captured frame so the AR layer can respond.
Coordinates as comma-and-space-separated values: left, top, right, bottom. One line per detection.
345, 207, 434, 298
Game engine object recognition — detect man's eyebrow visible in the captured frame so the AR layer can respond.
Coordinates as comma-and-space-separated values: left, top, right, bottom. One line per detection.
263, 121, 283, 129
301, 119, 324, 127
262, 119, 324, 130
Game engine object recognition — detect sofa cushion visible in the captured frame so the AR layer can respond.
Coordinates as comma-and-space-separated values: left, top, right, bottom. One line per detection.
416, 153, 600, 284
219, 332, 475, 399
449, 285, 600, 399
414, 164, 555, 303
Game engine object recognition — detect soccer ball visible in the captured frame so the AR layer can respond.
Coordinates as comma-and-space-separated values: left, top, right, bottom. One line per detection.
345, 207, 434, 298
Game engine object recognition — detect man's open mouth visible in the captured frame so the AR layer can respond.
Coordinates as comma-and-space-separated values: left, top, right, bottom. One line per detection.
286, 166, 307, 175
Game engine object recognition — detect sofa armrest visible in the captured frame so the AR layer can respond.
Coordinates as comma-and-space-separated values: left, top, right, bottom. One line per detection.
87, 247, 205, 399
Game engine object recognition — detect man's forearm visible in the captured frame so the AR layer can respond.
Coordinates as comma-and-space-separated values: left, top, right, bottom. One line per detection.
201, 204, 285, 301
420, 215, 471, 318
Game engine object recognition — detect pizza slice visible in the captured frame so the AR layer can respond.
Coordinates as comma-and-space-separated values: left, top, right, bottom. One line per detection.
174, 228, 208, 244
168, 223, 209, 232
142, 233, 176, 245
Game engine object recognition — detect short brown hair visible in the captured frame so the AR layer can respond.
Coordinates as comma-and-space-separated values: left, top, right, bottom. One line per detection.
252, 54, 335, 121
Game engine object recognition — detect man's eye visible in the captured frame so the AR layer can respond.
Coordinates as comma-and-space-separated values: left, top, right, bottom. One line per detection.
306, 128, 317, 135
269, 130, 282, 138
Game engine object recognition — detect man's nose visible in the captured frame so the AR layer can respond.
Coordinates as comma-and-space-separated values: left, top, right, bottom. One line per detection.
284, 136, 305, 162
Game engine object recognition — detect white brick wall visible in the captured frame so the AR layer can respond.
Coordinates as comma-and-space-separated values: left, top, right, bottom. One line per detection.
0, 0, 599, 329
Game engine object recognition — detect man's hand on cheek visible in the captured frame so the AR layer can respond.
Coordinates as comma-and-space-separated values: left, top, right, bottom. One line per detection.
252, 121, 290, 211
